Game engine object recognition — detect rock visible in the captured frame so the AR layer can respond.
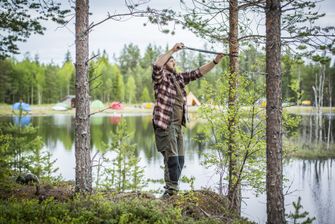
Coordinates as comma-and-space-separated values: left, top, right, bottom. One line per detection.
16, 173, 39, 185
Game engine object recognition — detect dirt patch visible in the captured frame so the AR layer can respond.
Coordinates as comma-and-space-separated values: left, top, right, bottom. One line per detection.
0, 181, 75, 202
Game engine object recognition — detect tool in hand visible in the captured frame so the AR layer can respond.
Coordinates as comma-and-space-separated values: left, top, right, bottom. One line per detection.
183, 46, 229, 55
181, 46, 236, 57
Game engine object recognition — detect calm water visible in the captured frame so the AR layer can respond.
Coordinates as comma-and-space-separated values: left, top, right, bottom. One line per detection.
0, 113, 334, 224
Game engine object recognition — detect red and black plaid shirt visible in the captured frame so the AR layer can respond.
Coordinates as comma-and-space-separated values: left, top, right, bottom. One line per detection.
152, 64, 203, 129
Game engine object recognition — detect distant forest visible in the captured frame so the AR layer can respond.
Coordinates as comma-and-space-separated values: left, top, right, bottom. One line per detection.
0, 43, 334, 105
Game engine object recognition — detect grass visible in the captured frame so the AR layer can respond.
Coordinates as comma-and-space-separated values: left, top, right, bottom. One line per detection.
284, 139, 335, 159
286, 148, 335, 159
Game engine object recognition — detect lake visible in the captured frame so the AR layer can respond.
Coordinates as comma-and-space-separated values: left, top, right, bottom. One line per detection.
0, 113, 334, 224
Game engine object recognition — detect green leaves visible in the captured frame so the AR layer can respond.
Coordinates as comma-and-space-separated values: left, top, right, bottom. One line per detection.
0, 0, 71, 58
97, 120, 146, 192
311, 55, 331, 65
287, 196, 316, 224
197, 72, 267, 195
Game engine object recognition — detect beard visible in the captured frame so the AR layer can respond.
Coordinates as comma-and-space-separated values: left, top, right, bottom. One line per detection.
165, 65, 176, 73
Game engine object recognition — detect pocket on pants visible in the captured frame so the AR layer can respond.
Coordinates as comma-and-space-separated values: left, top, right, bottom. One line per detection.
155, 127, 169, 152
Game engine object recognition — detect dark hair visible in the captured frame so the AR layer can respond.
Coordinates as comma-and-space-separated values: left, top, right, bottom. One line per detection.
164, 56, 174, 66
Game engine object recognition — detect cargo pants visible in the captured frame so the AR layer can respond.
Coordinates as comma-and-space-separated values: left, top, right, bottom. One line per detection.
154, 124, 184, 193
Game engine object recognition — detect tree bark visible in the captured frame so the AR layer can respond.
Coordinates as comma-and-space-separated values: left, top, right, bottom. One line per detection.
227, 0, 241, 215
75, 0, 92, 192
265, 0, 285, 223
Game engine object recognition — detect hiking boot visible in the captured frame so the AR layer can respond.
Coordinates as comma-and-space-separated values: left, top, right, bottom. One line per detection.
160, 190, 177, 199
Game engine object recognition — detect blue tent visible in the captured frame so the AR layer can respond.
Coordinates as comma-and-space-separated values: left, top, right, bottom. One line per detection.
12, 102, 31, 111
12, 115, 31, 127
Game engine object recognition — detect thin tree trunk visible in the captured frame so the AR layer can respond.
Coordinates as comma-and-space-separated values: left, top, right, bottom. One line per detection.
265, 0, 285, 223
227, 0, 241, 215
312, 84, 319, 142
327, 67, 333, 150
75, 0, 92, 192
319, 65, 325, 141
38, 88, 42, 105
31, 85, 34, 104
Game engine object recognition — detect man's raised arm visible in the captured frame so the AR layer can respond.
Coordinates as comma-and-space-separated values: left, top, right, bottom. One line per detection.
199, 53, 224, 75
155, 42, 184, 67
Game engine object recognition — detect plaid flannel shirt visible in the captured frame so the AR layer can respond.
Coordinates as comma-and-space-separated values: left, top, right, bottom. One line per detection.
152, 64, 203, 129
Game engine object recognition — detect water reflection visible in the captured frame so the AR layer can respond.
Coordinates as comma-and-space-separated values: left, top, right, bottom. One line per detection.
12, 115, 31, 127
284, 159, 334, 224
0, 114, 334, 223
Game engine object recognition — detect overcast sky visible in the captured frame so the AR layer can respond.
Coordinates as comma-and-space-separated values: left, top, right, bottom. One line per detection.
15, 0, 335, 65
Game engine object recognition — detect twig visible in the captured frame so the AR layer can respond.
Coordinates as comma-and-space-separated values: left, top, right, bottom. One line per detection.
90, 82, 102, 91
199, 207, 211, 217
89, 107, 110, 117
89, 73, 104, 83
86, 53, 100, 65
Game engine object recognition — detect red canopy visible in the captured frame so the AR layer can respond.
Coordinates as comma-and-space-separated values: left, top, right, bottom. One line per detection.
109, 115, 122, 125
109, 102, 123, 110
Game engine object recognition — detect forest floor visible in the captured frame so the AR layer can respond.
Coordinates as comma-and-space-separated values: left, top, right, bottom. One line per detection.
0, 103, 334, 116
0, 180, 254, 223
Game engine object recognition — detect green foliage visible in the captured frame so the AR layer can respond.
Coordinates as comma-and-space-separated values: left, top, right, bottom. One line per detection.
140, 87, 151, 102
111, 64, 125, 102
0, 0, 71, 58
180, 176, 196, 191
0, 193, 229, 224
58, 61, 75, 97
119, 44, 141, 75
97, 121, 146, 192
289, 79, 304, 105
282, 0, 335, 58
197, 72, 267, 195
1, 44, 334, 105
1, 123, 43, 173
126, 76, 136, 103
287, 197, 316, 224
282, 113, 302, 139
0, 130, 13, 179
0, 123, 60, 181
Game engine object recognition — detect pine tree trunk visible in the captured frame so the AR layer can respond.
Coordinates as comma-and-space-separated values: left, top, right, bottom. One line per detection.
265, 0, 285, 223
75, 0, 92, 192
227, 0, 241, 215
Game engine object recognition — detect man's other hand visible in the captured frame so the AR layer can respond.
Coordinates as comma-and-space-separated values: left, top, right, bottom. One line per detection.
214, 53, 224, 64
172, 43, 185, 52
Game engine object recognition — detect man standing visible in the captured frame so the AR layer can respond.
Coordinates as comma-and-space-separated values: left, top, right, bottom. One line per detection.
152, 42, 224, 197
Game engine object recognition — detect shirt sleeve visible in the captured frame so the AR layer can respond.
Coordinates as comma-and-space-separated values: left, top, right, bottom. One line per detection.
152, 64, 164, 84
180, 68, 203, 85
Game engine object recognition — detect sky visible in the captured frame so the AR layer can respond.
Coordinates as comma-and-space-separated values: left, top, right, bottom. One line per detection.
14, 0, 335, 65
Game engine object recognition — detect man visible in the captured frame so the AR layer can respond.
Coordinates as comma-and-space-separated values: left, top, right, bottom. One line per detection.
152, 42, 224, 197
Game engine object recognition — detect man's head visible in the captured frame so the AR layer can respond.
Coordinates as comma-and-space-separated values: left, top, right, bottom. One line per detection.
164, 56, 176, 73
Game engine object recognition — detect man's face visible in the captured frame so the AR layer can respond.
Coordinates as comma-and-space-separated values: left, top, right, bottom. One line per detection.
165, 57, 176, 73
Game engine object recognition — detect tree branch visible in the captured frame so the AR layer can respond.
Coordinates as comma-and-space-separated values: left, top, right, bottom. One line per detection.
238, 0, 266, 10
86, 53, 100, 65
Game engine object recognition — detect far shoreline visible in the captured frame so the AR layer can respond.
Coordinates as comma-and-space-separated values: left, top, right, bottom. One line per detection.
0, 103, 334, 117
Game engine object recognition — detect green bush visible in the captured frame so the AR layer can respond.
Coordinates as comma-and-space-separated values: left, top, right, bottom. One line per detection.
0, 194, 226, 224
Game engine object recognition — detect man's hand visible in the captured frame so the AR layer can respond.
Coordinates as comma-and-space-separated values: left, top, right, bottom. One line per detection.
172, 42, 185, 53
213, 53, 224, 64
155, 42, 184, 68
